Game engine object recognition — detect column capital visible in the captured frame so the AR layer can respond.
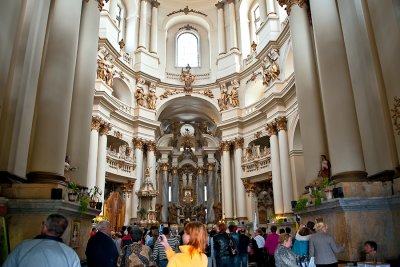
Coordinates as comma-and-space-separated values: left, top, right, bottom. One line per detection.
207, 162, 215, 171
266, 122, 278, 136
91, 116, 102, 131
197, 167, 204, 174
99, 122, 112, 135
133, 138, 145, 150
233, 137, 244, 149
219, 141, 231, 152
275, 116, 288, 131
171, 166, 178, 174
151, 0, 160, 8
146, 141, 157, 151
215, 1, 225, 9
226, 0, 235, 4
277, 0, 307, 16
160, 163, 169, 171
242, 178, 256, 195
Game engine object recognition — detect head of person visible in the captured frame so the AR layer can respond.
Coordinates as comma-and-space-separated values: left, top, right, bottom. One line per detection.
306, 221, 315, 232
216, 222, 227, 233
97, 221, 112, 236
270, 225, 277, 233
279, 233, 292, 248
182, 222, 208, 256
364, 241, 378, 254
209, 229, 217, 238
279, 228, 285, 234
285, 227, 291, 234
228, 224, 236, 233
315, 222, 328, 233
91, 227, 96, 232
42, 214, 68, 238
255, 228, 263, 236
239, 228, 246, 235
298, 227, 311, 236
162, 227, 170, 237
261, 227, 267, 235
130, 226, 143, 242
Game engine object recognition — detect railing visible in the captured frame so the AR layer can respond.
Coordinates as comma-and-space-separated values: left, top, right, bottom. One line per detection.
241, 148, 271, 173
106, 150, 136, 177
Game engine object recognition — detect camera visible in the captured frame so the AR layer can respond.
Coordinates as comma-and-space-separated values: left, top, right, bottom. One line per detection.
159, 224, 164, 241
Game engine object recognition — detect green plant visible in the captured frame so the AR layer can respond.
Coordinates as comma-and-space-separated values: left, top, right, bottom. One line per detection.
89, 186, 102, 201
68, 181, 79, 194
295, 196, 308, 212
138, 207, 147, 220
79, 194, 90, 214
313, 189, 324, 207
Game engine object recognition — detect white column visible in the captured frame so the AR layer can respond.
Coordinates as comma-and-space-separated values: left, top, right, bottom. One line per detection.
96, 123, 111, 207
276, 117, 294, 214
221, 141, 234, 219
138, 0, 148, 49
258, 0, 268, 23
67, 0, 101, 187
87, 117, 101, 189
160, 163, 169, 223
0, 0, 50, 178
125, 14, 139, 53
206, 162, 215, 223
266, 122, 284, 215
233, 138, 247, 220
215, 2, 226, 55
197, 167, 205, 205
28, 0, 83, 180
124, 191, 132, 225
227, 0, 238, 50
266, 0, 276, 16
310, 0, 365, 179
147, 141, 157, 209
149, 1, 159, 54
132, 139, 145, 219
278, 0, 328, 184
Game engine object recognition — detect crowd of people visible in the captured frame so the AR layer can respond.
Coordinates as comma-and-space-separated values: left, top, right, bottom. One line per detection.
2, 213, 384, 267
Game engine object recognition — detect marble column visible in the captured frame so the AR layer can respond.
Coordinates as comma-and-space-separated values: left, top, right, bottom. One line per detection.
309, 0, 366, 180
277, 0, 328, 184
197, 167, 205, 205
258, 0, 268, 24
0, 0, 50, 178
266, 122, 284, 215
220, 141, 233, 219
215, 2, 226, 55
67, 0, 101, 187
87, 117, 101, 189
160, 163, 169, 223
138, 0, 149, 49
146, 141, 157, 209
276, 117, 294, 214
150, 1, 159, 54
226, 0, 238, 50
28, 0, 83, 181
132, 138, 145, 219
233, 138, 247, 220
206, 162, 216, 223
266, 0, 276, 16
96, 122, 111, 207
171, 167, 179, 204
125, 14, 139, 53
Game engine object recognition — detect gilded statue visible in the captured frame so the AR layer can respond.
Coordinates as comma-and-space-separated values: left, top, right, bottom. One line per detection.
135, 87, 146, 107
147, 87, 157, 110
179, 64, 195, 94
105, 65, 114, 87
155, 203, 162, 222
269, 61, 280, 80
97, 59, 106, 81
318, 155, 331, 178
203, 88, 214, 98
218, 85, 228, 111
168, 203, 178, 224
213, 202, 222, 222
229, 81, 239, 107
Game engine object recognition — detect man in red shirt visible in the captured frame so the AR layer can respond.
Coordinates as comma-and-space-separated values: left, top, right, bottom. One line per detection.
265, 225, 279, 267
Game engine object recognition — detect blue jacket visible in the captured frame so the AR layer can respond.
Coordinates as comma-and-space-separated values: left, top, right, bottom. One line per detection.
292, 231, 310, 256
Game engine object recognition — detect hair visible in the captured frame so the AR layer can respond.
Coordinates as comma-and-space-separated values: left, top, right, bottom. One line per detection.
298, 227, 311, 236
306, 221, 315, 231
279, 228, 285, 234
185, 221, 208, 256
364, 241, 378, 251
45, 214, 68, 237
228, 224, 236, 233
97, 221, 110, 232
209, 229, 217, 238
256, 228, 263, 235
278, 233, 291, 244
216, 222, 227, 232
162, 227, 170, 236
270, 225, 277, 233
285, 227, 291, 234
315, 222, 327, 232
130, 226, 143, 242
261, 227, 267, 233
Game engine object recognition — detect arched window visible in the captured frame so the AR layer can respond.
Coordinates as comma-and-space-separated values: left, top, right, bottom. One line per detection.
176, 32, 200, 67
116, 1, 126, 42
254, 6, 261, 31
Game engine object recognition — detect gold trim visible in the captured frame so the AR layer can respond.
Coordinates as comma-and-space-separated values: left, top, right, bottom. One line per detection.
233, 137, 244, 149
160, 163, 169, 171
91, 116, 102, 131
266, 122, 278, 136
146, 141, 157, 151
132, 138, 145, 150
275, 116, 287, 131
99, 122, 112, 135
219, 141, 231, 152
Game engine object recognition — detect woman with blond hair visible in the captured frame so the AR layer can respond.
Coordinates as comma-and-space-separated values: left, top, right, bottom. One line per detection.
159, 221, 208, 267
309, 222, 345, 267
274, 233, 299, 267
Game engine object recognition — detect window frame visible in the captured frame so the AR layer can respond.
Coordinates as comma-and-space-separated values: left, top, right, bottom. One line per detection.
175, 31, 201, 68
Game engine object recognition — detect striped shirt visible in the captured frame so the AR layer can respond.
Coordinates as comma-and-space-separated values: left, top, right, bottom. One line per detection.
153, 236, 180, 262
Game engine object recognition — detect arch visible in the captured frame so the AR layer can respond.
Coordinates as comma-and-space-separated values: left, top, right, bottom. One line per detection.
163, 13, 212, 32
178, 159, 197, 169
282, 43, 294, 79
289, 116, 303, 151
244, 79, 264, 107
112, 78, 132, 106
202, 134, 220, 148
157, 134, 173, 147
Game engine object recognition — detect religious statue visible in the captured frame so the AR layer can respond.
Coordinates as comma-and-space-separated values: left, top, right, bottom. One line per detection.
97, 59, 106, 81
269, 61, 280, 80
155, 203, 162, 222
105, 64, 114, 87
318, 155, 331, 178
145, 166, 151, 177
218, 84, 228, 111
203, 88, 214, 98
179, 64, 195, 94
229, 81, 239, 107
147, 87, 157, 110
168, 203, 178, 224
263, 66, 273, 86
196, 204, 206, 224
213, 202, 222, 222
135, 87, 146, 107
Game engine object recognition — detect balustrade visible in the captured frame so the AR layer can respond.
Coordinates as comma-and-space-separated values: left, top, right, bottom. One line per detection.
106, 149, 135, 177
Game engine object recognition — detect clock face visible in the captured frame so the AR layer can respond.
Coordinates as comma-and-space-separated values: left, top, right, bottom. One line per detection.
180, 124, 194, 136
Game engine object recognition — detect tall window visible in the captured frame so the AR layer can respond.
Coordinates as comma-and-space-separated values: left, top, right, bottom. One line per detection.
254, 6, 261, 31
177, 32, 200, 67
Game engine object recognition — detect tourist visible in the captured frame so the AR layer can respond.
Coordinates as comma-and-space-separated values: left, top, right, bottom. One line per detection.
309, 222, 345, 267
228, 224, 240, 267
3, 214, 80, 267
252, 228, 265, 267
274, 233, 299, 267
265, 225, 279, 267
118, 226, 154, 267
363, 240, 383, 263
207, 229, 217, 267
159, 221, 208, 267
90, 227, 97, 237
86, 221, 119, 267
213, 222, 231, 267
153, 227, 179, 267
121, 226, 133, 248
292, 225, 311, 266
238, 228, 251, 267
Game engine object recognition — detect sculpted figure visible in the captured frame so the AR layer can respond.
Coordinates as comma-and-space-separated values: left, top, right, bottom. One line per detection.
179, 65, 195, 93
147, 87, 157, 110
218, 84, 228, 111
97, 59, 106, 81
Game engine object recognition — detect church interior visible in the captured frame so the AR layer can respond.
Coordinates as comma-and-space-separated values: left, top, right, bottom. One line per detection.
1, 0, 400, 264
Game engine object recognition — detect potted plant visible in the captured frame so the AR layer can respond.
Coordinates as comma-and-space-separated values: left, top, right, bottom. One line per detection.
138, 207, 147, 222
79, 194, 90, 214
67, 181, 79, 202
295, 196, 308, 212
89, 186, 103, 209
